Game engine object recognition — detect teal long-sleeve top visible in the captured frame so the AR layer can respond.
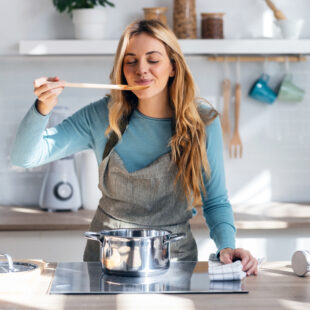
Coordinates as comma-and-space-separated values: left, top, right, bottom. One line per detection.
11, 96, 236, 254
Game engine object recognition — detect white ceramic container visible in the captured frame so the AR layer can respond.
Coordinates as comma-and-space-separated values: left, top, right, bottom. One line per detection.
292, 250, 310, 276
274, 19, 304, 39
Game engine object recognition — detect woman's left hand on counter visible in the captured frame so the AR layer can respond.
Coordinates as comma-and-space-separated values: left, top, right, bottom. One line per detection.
219, 248, 258, 276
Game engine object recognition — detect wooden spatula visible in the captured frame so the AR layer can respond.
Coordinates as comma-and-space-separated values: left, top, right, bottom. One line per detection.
221, 79, 231, 146
229, 83, 243, 158
64, 82, 149, 91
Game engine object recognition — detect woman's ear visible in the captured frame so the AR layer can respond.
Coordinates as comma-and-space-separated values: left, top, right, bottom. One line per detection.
169, 64, 176, 77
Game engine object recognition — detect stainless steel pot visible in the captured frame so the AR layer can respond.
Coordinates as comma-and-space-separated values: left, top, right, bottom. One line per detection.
84, 228, 185, 277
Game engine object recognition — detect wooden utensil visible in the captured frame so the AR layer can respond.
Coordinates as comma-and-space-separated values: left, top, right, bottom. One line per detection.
229, 83, 243, 158
221, 79, 231, 146
64, 82, 149, 91
264, 0, 287, 20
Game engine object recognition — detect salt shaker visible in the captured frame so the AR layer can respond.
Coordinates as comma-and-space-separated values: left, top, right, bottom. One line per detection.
291, 250, 310, 276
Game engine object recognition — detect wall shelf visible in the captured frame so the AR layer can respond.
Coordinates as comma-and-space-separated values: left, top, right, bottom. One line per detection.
19, 39, 310, 56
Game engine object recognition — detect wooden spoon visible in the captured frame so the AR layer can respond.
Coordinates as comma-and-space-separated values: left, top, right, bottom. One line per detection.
221, 79, 231, 146
64, 82, 149, 91
265, 0, 287, 20
229, 83, 243, 158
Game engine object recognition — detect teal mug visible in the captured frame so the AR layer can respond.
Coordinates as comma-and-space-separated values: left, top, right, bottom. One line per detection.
277, 74, 305, 102
249, 73, 277, 104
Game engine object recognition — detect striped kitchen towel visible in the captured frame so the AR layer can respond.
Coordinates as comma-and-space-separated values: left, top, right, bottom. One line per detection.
208, 253, 246, 281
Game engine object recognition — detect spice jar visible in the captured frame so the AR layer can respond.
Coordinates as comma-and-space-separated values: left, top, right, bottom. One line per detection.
143, 7, 168, 26
201, 13, 225, 39
173, 0, 197, 39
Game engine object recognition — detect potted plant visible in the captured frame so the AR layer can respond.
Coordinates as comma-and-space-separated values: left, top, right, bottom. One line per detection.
53, 0, 115, 40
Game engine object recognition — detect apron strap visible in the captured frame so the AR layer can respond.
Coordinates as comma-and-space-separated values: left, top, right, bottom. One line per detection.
102, 112, 132, 161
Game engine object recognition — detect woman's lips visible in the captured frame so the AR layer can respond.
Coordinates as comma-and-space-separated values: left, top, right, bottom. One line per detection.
134, 79, 153, 86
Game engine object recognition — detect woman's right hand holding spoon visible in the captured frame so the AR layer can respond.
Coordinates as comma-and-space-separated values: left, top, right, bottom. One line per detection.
33, 76, 65, 115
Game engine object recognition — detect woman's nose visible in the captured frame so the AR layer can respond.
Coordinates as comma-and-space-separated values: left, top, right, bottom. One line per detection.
135, 61, 148, 75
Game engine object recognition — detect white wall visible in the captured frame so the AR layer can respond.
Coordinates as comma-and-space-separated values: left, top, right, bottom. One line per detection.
0, 0, 310, 205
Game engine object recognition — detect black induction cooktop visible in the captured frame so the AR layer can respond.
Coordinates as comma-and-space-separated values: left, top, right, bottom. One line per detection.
49, 261, 248, 294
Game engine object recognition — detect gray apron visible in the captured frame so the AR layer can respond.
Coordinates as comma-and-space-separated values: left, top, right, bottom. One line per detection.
83, 114, 198, 262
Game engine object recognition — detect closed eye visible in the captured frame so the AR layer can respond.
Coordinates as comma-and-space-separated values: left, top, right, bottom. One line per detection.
125, 60, 159, 65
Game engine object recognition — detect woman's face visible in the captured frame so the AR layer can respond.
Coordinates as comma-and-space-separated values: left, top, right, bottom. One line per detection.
123, 33, 175, 100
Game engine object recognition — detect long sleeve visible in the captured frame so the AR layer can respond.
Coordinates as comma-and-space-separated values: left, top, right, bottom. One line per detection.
201, 116, 236, 254
11, 102, 95, 168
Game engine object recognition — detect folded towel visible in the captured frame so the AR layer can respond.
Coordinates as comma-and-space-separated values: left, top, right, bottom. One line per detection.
208, 259, 246, 281
208, 253, 246, 281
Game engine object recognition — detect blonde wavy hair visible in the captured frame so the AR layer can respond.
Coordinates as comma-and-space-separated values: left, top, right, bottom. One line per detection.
106, 19, 218, 207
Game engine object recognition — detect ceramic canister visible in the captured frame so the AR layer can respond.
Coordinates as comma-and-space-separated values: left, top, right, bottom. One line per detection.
291, 250, 310, 276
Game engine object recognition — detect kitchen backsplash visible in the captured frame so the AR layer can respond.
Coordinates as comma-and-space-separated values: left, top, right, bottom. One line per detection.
0, 0, 309, 205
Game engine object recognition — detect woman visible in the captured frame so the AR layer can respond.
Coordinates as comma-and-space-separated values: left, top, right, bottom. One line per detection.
11, 20, 258, 275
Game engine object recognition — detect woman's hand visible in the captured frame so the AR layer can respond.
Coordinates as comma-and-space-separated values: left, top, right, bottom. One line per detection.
33, 76, 65, 115
219, 248, 258, 276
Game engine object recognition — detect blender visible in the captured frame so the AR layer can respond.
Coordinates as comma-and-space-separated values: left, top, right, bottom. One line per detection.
39, 106, 82, 212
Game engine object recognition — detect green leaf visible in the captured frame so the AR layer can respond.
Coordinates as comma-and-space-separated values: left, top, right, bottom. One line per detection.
52, 0, 115, 13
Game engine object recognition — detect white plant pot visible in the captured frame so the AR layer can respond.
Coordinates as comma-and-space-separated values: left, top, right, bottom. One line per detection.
72, 8, 106, 40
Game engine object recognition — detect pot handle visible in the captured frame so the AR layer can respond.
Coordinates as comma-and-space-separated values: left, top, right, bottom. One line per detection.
164, 232, 186, 244
84, 231, 102, 242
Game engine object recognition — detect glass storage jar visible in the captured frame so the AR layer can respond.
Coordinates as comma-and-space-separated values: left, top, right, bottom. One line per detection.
143, 7, 168, 26
201, 13, 225, 39
173, 0, 197, 39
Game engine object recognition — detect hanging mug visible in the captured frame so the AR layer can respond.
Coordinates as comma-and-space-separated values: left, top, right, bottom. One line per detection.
277, 74, 305, 102
249, 73, 277, 104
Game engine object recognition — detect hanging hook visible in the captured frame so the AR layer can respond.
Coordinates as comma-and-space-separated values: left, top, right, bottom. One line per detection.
263, 56, 268, 73
236, 56, 241, 83
284, 56, 290, 73
223, 56, 229, 79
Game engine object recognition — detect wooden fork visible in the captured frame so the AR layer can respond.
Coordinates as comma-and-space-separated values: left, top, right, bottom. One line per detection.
229, 83, 243, 158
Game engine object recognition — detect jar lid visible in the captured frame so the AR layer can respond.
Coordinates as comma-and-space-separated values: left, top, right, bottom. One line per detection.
143, 7, 168, 12
201, 13, 225, 18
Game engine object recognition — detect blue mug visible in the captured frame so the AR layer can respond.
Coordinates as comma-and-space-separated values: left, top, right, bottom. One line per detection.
249, 73, 277, 104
